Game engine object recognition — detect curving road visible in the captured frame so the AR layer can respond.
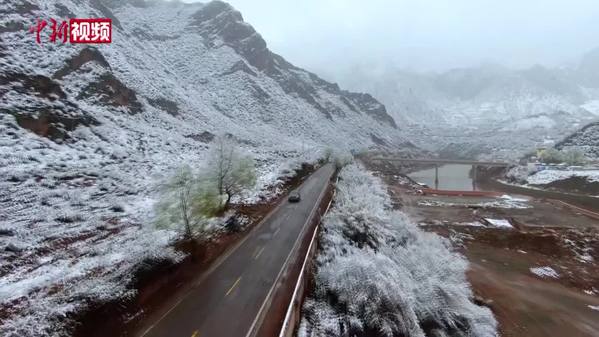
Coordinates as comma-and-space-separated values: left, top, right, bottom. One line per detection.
139, 163, 334, 337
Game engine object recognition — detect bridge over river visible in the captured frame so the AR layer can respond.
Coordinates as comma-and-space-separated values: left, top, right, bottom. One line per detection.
372, 157, 513, 191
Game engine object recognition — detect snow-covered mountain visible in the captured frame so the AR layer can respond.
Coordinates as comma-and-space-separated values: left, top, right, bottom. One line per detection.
331, 56, 599, 160
2, 0, 401, 150
0, 1, 406, 335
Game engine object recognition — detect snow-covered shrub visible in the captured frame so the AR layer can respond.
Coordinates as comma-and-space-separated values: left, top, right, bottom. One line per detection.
505, 165, 529, 184
539, 148, 564, 164
300, 164, 497, 337
562, 148, 586, 166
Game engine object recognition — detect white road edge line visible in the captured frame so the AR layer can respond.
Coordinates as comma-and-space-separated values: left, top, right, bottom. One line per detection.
245, 165, 333, 337
277, 175, 337, 337
139, 183, 291, 337
255, 246, 265, 260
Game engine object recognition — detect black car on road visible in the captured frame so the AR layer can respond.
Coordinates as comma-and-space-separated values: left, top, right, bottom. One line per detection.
288, 191, 301, 202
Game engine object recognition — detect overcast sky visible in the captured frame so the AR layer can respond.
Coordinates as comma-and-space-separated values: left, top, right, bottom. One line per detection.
191, 0, 599, 74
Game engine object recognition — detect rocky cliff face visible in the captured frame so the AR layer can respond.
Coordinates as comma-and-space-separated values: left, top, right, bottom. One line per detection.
191, 1, 398, 127
1, 0, 399, 152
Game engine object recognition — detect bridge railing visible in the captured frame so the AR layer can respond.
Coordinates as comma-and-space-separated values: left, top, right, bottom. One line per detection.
370, 157, 511, 166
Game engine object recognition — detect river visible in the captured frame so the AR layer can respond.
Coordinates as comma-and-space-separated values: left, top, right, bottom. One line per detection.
408, 164, 478, 191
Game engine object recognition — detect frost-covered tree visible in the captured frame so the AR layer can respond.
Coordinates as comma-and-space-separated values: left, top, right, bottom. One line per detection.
321, 147, 353, 169
539, 148, 586, 165
333, 152, 353, 169
155, 166, 220, 240
206, 136, 256, 210
562, 148, 586, 166
539, 148, 564, 164
322, 147, 334, 164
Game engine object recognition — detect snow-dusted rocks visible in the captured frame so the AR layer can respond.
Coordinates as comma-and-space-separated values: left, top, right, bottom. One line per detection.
299, 164, 497, 337
530, 266, 560, 279
483, 218, 513, 229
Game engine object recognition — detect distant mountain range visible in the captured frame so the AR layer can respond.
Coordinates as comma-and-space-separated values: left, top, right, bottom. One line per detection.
330, 49, 599, 160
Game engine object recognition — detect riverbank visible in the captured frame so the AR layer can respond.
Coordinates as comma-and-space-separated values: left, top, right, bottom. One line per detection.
363, 158, 599, 337
479, 174, 599, 213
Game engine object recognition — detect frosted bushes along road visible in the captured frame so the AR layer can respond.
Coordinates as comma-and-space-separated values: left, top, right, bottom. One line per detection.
299, 164, 497, 337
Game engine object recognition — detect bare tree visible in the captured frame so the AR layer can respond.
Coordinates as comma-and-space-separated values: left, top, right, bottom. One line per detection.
208, 136, 257, 210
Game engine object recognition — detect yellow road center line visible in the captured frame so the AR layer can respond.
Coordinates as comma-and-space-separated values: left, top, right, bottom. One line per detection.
191, 331, 199, 337
255, 246, 265, 260
225, 277, 242, 297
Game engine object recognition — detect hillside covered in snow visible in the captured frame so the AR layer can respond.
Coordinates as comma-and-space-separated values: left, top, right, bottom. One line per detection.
329, 55, 599, 160
556, 121, 599, 159
0, 0, 407, 335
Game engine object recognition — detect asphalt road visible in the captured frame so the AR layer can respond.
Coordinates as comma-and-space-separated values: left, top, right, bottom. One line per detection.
140, 164, 335, 337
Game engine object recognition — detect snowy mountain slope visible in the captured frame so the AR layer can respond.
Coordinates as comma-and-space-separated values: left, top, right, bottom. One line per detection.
332, 60, 599, 159
0, 0, 406, 335
556, 121, 599, 159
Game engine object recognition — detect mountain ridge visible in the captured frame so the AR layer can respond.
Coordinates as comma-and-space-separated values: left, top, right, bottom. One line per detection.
330, 57, 599, 159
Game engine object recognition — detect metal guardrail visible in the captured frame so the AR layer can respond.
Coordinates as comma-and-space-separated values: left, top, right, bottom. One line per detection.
246, 168, 335, 337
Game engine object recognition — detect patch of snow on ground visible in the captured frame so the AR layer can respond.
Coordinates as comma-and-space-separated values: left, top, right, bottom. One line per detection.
500, 194, 528, 202
457, 221, 485, 227
484, 218, 513, 229
417, 197, 530, 209
527, 169, 599, 185
421, 221, 485, 228
530, 266, 560, 279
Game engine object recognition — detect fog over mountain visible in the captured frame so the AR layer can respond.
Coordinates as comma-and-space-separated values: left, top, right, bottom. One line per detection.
215, 0, 599, 160
329, 52, 599, 159
221, 0, 599, 73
